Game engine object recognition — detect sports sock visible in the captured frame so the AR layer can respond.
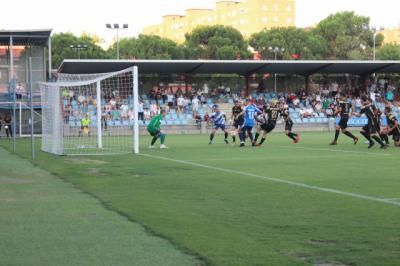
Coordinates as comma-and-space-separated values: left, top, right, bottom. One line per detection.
380, 134, 389, 144
209, 133, 215, 142
372, 135, 385, 146
259, 137, 266, 144
247, 129, 254, 143
160, 134, 166, 144
151, 136, 158, 145
232, 136, 236, 143
360, 131, 372, 143
344, 131, 356, 140
334, 129, 340, 141
254, 132, 260, 143
224, 132, 228, 140
287, 132, 296, 141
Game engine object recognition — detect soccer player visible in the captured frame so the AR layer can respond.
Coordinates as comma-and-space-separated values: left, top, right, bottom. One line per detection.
359, 96, 387, 149
209, 105, 229, 144
281, 104, 300, 143
254, 101, 280, 146
230, 100, 243, 144
384, 106, 400, 147
147, 109, 168, 149
79, 114, 91, 137
329, 93, 358, 145
239, 99, 262, 147
375, 108, 389, 145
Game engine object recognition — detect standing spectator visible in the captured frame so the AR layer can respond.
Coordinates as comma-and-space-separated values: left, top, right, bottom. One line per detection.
167, 92, 174, 108
331, 81, 338, 97
4, 114, 12, 137
120, 103, 129, 120
386, 86, 394, 102
64, 104, 71, 124
161, 87, 167, 104
192, 96, 200, 113
101, 107, 109, 131
15, 83, 24, 100
138, 100, 144, 123
177, 95, 184, 113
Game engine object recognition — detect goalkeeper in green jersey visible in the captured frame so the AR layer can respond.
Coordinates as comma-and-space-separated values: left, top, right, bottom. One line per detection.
79, 114, 91, 137
147, 109, 168, 149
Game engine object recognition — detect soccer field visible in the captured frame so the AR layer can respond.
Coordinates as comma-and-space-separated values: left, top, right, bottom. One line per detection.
2, 132, 400, 265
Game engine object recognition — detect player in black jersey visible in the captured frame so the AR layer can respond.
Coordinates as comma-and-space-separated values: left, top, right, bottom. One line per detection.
281, 104, 300, 143
230, 100, 243, 144
359, 96, 387, 149
253, 102, 281, 146
329, 93, 358, 145
374, 108, 389, 145
384, 106, 400, 147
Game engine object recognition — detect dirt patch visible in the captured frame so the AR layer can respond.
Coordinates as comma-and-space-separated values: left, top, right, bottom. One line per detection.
86, 168, 105, 176
0, 177, 33, 185
66, 158, 107, 165
307, 239, 337, 245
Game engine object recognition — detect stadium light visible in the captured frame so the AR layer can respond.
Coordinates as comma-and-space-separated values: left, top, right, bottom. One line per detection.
268, 46, 285, 94
372, 26, 384, 61
69, 44, 87, 59
106, 23, 129, 60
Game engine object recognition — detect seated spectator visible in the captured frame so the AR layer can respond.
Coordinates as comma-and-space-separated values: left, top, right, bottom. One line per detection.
314, 101, 322, 115
386, 88, 394, 102
300, 105, 315, 118
120, 103, 129, 120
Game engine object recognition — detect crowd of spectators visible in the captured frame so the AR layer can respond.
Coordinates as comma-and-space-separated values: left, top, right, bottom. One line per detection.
60, 77, 400, 127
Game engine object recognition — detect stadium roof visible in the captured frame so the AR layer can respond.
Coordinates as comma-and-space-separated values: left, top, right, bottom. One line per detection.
58, 59, 400, 76
0, 29, 52, 46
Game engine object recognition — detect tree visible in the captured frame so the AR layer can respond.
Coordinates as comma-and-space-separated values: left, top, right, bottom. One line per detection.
312, 11, 378, 59
376, 44, 400, 60
51, 32, 109, 68
109, 34, 184, 59
184, 25, 251, 59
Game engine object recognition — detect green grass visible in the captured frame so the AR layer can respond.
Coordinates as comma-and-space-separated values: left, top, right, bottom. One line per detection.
1, 132, 400, 265
0, 146, 200, 266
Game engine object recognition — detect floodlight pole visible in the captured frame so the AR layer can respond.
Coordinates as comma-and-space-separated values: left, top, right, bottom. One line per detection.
69, 44, 87, 59
372, 26, 384, 61
268, 46, 285, 95
106, 23, 128, 60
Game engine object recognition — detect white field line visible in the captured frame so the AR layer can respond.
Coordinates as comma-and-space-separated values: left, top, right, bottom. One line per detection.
186, 154, 361, 162
140, 153, 400, 207
278, 145, 392, 156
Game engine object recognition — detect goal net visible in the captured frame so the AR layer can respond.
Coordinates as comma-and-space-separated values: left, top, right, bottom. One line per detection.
39, 66, 139, 155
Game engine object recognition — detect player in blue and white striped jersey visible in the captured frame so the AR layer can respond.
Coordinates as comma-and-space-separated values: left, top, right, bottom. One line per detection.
239, 99, 262, 147
209, 105, 229, 144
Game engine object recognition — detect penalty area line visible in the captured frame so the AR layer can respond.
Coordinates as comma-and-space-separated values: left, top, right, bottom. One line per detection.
279, 145, 392, 156
140, 153, 400, 207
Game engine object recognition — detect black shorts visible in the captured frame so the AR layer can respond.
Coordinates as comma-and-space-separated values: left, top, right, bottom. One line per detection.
149, 130, 161, 137
390, 129, 400, 142
261, 122, 276, 133
233, 119, 244, 129
338, 116, 349, 129
362, 123, 377, 134
81, 125, 89, 130
285, 119, 293, 131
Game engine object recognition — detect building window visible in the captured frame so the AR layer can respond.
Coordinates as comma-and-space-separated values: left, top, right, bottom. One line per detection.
274, 17, 278, 22
286, 5, 291, 11
287, 18, 292, 23
273, 4, 278, 10
262, 5, 267, 11
262, 17, 268, 23
240, 19, 245, 25
232, 10, 237, 16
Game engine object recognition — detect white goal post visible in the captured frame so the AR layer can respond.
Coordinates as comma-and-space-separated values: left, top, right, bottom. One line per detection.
39, 66, 139, 155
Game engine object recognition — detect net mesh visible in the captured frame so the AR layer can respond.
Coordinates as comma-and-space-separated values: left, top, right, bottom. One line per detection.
40, 67, 138, 155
